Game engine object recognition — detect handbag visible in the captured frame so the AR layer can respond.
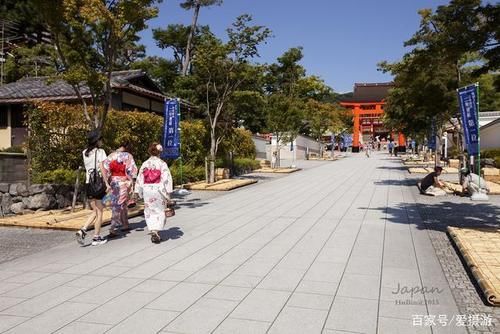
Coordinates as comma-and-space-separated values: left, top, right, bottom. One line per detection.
87, 149, 106, 198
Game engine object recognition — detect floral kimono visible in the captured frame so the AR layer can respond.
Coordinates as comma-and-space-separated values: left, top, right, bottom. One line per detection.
102, 151, 138, 230
135, 156, 173, 232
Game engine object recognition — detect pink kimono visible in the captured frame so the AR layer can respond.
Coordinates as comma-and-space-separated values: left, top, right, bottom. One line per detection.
135, 156, 173, 231
102, 151, 138, 230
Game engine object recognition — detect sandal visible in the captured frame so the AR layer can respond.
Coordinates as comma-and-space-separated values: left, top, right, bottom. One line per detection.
151, 231, 161, 244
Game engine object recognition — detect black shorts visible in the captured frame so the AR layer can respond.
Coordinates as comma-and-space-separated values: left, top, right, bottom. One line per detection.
85, 184, 106, 200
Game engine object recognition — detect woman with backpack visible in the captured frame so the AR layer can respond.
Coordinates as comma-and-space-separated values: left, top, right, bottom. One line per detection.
76, 130, 108, 246
101, 141, 138, 239
134, 143, 173, 243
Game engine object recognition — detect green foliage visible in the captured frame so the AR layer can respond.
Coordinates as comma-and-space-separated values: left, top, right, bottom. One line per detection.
102, 111, 163, 166
482, 149, 500, 168
28, 102, 89, 173
219, 128, 256, 159
265, 94, 304, 144
131, 56, 179, 93
232, 157, 260, 175
192, 14, 271, 182
169, 162, 205, 184
179, 120, 208, 166
0, 146, 24, 153
482, 149, 500, 159
32, 168, 85, 185
33, 0, 161, 129
28, 102, 212, 183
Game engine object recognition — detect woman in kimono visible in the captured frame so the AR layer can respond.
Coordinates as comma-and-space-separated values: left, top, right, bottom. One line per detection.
102, 141, 138, 238
135, 143, 173, 243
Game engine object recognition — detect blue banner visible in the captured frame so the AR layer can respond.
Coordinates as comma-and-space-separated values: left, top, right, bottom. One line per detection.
427, 119, 436, 150
161, 99, 180, 159
457, 84, 479, 155
341, 133, 352, 147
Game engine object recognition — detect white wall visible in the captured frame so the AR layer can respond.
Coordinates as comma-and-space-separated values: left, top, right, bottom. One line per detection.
481, 122, 500, 149
0, 108, 11, 149
268, 134, 323, 166
252, 136, 268, 160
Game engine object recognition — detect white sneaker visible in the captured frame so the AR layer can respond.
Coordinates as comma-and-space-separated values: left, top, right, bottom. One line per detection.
91, 236, 108, 246
75, 229, 86, 245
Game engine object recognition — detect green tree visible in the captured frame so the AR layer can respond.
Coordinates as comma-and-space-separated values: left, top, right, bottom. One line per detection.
180, 0, 223, 76
153, 24, 211, 72
379, 0, 499, 157
265, 94, 303, 167
131, 56, 178, 93
266, 47, 306, 97
34, 0, 161, 130
193, 14, 270, 182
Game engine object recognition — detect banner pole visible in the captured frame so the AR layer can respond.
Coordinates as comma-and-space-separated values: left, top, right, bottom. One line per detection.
177, 98, 183, 188
476, 83, 480, 190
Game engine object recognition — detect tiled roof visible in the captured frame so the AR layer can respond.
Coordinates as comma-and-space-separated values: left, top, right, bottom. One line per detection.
0, 70, 165, 104
341, 82, 394, 103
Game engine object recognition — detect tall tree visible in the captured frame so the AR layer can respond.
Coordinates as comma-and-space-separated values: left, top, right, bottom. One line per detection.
34, 0, 161, 130
180, 0, 222, 76
379, 0, 499, 158
265, 94, 303, 167
153, 24, 211, 72
266, 47, 306, 97
131, 56, 178, 92
192, 14, 270, 182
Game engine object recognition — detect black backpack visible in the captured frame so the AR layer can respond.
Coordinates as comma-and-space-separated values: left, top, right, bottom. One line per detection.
87, 150, 107, 198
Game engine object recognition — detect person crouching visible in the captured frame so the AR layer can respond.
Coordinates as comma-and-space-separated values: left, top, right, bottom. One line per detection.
419, 166, 447, 196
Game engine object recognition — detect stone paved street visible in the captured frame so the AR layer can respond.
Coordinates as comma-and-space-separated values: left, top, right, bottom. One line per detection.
0, 153, 497, 334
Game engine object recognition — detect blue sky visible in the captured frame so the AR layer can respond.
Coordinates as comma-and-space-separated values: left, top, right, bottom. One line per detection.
140, 0, 452, 93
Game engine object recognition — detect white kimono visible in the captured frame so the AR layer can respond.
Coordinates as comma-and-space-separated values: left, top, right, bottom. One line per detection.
135, 157, 173, 231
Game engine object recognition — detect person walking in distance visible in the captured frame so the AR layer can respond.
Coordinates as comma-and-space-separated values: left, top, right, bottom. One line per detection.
101, 141, 138, 239
76, 130, 107, 246
135, 143, 174, 243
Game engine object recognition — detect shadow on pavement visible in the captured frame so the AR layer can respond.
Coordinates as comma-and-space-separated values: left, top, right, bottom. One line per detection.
361, 201, 500, 231
376, 165, 408, 171
161, 226, 184, 240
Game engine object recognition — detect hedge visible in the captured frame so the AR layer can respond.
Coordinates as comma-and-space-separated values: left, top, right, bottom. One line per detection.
27, 103, 210, 183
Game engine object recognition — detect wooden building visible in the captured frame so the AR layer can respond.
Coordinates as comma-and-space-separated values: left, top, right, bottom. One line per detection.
340, 82, 406, 152
0, 70, 166, 149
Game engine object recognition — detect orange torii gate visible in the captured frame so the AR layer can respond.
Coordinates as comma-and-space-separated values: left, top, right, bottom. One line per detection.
340, 82, 405, 152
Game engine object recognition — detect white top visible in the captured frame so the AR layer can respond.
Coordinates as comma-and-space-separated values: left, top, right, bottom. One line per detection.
465, 173, 490, 191
82, 148, 107, 184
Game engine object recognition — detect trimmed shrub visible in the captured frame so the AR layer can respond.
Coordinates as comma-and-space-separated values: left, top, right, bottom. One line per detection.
179, 120, 208, 166
0, 146, 24, 153
233, 158, 260, 175
169, 163, 205, 185
28, 102, 210, 183
481, 149, 500, 168
219, 128, 256, 159
32, 168, 86, 185
102, 110, 163, 166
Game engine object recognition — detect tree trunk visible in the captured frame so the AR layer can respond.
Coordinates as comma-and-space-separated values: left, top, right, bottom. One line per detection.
182, 3, 200, 76
208, 131, 216, 184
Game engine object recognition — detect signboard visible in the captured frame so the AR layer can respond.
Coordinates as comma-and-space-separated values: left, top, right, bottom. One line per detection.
427, 118, 436, 150
457, 84, 479, 155
161, 99, 180, 159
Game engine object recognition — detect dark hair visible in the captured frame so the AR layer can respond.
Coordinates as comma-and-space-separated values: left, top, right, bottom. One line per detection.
84, 142, 98, 157
85, 130, 102, 157
148, 142, 161, 157
434, 166, 443, 173
119, 141, 131, 152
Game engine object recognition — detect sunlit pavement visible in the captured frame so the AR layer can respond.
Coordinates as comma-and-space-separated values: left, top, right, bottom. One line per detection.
1, 152, 497, 333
